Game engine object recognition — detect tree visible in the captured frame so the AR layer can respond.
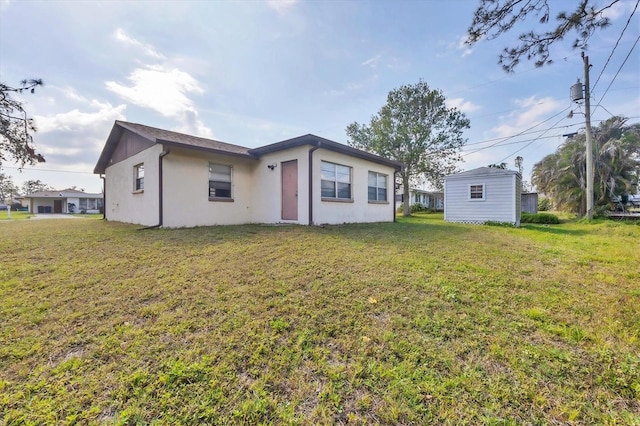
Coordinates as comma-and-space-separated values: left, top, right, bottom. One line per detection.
466, 0, 620, 72
1, 79, 46, 170
346, 80, 470, 216
0, 172, 18, 204
21, 179, 53, 194
488, 162, 508, 169
532, 116, 639, 215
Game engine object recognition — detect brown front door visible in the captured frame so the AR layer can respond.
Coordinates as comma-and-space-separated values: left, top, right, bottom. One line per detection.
281, 160, 298, 220
54, 200, 63, 213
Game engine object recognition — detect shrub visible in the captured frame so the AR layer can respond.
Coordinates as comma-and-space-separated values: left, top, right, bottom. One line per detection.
521, 212, 560, 224
410, 203, 431, 213
397, 203, 433, 214
484, 221, 516, 227
538, 197, 552, 211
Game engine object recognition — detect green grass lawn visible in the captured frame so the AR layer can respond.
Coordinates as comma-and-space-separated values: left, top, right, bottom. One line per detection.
1, 214, 638, 424
0, 211, 32, 221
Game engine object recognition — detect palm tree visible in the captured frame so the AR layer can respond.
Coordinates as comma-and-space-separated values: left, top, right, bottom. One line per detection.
532, 117, 640, 215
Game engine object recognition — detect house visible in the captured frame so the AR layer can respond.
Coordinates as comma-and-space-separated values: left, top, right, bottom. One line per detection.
93, 121, 403, 228
444, 167, 521, 226
20, 189, 104, 214
396, 187, 444, 211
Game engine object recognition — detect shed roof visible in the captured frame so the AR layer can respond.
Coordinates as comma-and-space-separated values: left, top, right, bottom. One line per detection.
445, 167, 520, 180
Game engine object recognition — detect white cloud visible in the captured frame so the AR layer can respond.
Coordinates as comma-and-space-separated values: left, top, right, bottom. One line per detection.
491, 96, 564, 138
446, 97, 480, 113
105, 65, 213, 138
112, 28, 166, 59
600, 0, 633, 20
105, 65, 201, 117
34, 102, 126, 133
266, 0, 299, 15
457, 35, 473, 57
361, 54, 382, 68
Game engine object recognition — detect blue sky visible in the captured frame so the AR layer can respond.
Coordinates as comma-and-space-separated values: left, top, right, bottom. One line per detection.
1, 0, 638, 193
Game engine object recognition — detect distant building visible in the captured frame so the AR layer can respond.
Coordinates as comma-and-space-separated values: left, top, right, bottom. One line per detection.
20, 189, 103, 214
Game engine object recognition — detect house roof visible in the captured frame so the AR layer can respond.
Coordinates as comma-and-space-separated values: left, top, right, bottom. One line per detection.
21, 189, 103, 198
445, 166, 520, 180
248, 134, 404, 170
94, 122, 404, 174
94, 121, 254, 174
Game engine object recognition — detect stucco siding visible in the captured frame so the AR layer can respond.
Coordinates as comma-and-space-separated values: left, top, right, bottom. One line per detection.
105, 144, 162, 226
251, 146, 311, 225
445, 173, 517, 224
162, 148, 257, 227
312, 149, 395, 225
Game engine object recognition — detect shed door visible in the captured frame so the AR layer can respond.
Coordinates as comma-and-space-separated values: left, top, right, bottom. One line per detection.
281, 160, 298, 220
54, 200, 63, 213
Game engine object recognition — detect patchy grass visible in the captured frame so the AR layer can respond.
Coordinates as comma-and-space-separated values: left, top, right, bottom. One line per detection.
1, 214, 639, 424
0, 211, 32, 220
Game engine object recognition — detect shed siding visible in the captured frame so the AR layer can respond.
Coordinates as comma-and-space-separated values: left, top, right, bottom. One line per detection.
445, 173, 518, 224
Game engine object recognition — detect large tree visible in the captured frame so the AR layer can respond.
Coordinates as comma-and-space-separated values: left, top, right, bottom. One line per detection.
466, 0, 623, 72
0, 172, 18, 204
346, 80, 470, 216
1, 79, 46, 169
532, 116, 639, 215
21, 179, 53, 194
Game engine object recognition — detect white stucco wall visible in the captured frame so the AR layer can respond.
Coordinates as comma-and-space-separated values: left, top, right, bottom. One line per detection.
161, 148, 258, 228
312, 149, 396, 225
444, 173, 520, 225
103, 142, 397, 227
105, 144, 162, 226
251, 146, 311, 225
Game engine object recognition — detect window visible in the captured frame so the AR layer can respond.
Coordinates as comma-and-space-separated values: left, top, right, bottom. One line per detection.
134, 164, 144, 191
209, 163, 232, 199
321, 161, 351, 199
368, 171, 387, 202
470, 184, 484, 200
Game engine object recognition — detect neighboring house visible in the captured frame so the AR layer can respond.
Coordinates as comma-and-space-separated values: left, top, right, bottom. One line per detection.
20, 189, 104, 214
93, 121, 403, 227
444, 167, 522, 226
397, 188, 444, 211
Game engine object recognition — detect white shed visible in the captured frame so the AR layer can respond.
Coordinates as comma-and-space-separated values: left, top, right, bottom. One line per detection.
444, 167, 521, 226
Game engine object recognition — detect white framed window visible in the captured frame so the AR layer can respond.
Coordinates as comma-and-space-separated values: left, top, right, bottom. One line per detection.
321, 161, 352, 200
469, 184, 485, 200
209, 163, 232, 200
134, 164, 144, 191
368, 171, 387, 202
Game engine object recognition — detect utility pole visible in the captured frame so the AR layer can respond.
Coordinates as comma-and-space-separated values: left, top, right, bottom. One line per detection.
583, 52, 594, 220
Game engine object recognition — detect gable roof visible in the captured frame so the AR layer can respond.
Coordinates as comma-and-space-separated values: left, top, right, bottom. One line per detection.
445, 167, 520, 180
95, 122, 404, 174
249, 134, 404, 170
94, 121, 254, 174
21, 189, 103, 198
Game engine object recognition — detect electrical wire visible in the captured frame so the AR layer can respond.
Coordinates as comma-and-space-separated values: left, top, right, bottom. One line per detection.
494, 114, 570, 164
591, 0, 640, 92
461, 105, 571, 157
595, 33, 640, 110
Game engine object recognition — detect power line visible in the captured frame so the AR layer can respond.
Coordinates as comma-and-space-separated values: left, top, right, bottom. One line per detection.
461, 105, 571, 157
595, 34, 640, 111
494, 114, 569, 164
591, 0, 639, 92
